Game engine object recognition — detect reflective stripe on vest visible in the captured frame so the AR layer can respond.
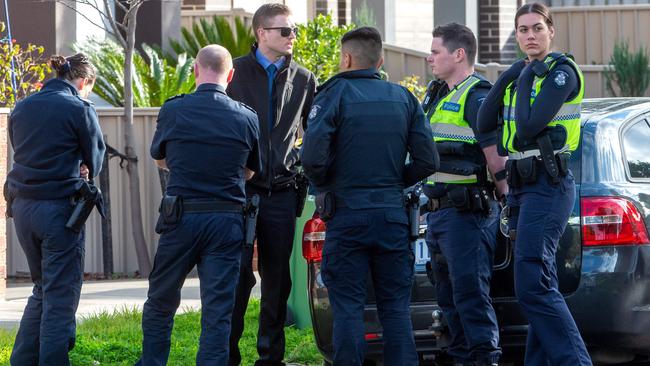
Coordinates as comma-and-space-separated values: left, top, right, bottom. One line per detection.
501, 55, 584, 154
428, 75, 482, 184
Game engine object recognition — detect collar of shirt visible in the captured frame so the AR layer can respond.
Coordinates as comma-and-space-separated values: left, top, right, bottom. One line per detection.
255, 48, 285, 71
317, 68, 381, 92
43, 78, 79, 96
196, 83, 227, 95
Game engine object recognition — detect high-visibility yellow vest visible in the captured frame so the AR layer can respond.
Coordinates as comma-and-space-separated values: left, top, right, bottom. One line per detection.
427, 74, 484, 185
501, 54, 584, 159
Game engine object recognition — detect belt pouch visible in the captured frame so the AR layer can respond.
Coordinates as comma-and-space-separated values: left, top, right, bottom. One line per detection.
155, 195, 183, 234
315, 191, 335, 221
516, 157, 537, 184
557, 154, 569, 176
447, 187, 471, 211
506, 160, 520, 188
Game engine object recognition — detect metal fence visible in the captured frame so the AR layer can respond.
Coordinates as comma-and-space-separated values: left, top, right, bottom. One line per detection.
551, 4, 650, 65
180, 8, 253, 33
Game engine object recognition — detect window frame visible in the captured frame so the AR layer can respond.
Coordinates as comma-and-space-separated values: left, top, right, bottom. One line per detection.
621, 116, 650, 182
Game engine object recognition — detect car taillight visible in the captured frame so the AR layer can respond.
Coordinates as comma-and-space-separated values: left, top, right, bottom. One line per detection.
365, 333, 381, 341
581, 197, 650, 246
302, 213, 326, 262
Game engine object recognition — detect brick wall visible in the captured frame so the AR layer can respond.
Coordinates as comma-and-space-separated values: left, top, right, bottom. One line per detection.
0, 110, 8, 299
478, 0, 519, 64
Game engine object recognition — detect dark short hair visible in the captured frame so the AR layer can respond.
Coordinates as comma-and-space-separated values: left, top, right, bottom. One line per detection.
49, 53, 96, 81
515, 2, 553, 28
341, 26, 383, 68
252, 3, 292, 39
432, 23, 477, 66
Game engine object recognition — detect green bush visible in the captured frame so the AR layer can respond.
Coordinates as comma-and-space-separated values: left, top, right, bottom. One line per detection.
0, 21, 51, 107
169, 16, 254, 61
77, 39, 195, 107
293, 14, 354, 84
399, 75, 427, 101
0, 300, 322, 365
604, 39, 650, 97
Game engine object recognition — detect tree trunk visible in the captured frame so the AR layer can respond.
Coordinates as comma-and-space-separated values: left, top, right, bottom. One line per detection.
123, 3, 152, 277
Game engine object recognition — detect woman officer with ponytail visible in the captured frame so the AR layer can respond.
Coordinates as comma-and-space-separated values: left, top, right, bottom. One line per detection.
477, 3, 592, 365
7, 53, 105, 366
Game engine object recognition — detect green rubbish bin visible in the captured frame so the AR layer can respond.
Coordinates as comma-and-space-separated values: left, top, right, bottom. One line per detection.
287, 196, 316, 329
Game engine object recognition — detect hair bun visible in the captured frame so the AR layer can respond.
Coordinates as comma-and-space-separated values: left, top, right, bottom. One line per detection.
49, 55, 67, 73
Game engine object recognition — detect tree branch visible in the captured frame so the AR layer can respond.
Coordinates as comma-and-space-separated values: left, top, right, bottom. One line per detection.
114, 0, 128, 13
102, 0, 127, 48
122, 0, 145, 28
54, 0, 119, 39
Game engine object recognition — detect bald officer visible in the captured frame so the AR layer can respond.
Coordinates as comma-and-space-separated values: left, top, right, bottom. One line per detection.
136, 45, 262, 366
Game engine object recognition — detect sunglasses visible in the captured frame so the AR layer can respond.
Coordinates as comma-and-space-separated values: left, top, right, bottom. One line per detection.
263, 26, 299, 37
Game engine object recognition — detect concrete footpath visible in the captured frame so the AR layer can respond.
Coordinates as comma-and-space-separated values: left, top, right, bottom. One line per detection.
0, 274, 261, 329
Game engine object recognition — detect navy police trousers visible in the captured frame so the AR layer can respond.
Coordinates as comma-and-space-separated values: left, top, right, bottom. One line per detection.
137, 212, 243, 366
508, 172, 592, 366
321, 207, 418, 366
425, 201, 501, 365
10, 197, 85, 366
229, 188, 296, 366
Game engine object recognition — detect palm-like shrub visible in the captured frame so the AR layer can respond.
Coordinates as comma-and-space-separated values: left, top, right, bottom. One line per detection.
169, 16, 254, 61
604, 39, 650, 97
78, 39, 195, 107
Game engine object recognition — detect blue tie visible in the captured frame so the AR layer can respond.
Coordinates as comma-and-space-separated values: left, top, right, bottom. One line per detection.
267, 64, 277, 132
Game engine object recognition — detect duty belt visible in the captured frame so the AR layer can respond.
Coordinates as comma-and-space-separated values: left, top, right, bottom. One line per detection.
425, 196, 455, 212
508, 144, 570, 160
183, 198, 244, 213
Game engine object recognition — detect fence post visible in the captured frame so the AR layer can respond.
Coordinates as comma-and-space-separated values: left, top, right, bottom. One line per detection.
99, 136, 113, 278
485, 62, 500, 83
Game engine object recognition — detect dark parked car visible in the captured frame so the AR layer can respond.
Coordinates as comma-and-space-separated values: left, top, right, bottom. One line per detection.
301, 98, 650, 365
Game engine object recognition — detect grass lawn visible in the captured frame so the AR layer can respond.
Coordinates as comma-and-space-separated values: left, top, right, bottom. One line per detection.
0, 299, 323, 365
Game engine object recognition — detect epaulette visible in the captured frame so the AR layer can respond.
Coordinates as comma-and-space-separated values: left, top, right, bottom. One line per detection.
164, 94, 185, 103
315, 77, 343, 96
77, 96, 94, 106
238, 101, 257, 115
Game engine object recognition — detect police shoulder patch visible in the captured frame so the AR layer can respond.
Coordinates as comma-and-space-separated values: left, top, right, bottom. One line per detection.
553, 71, 569, 88
308, 105, 321, 120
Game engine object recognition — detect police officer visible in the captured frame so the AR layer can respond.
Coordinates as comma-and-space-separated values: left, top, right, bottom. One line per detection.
422, 23, 506, 366
301, 27, 438, 366
137, 45, 261, 366
225, 5, 316, 365
7, 53, 105, 365
477, 3, 592, 365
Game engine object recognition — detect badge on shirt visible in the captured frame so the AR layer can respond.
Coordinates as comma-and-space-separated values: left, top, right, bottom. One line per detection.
553, 71, 568, 88
441, 102, 461, 112
309, 105, 321, 120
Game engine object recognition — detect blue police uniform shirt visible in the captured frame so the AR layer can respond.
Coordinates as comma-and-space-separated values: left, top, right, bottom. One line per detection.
151, 83, 262, 203
255, 48, 285, 132
301, 68, 438, 209
8, 78, 106, 199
